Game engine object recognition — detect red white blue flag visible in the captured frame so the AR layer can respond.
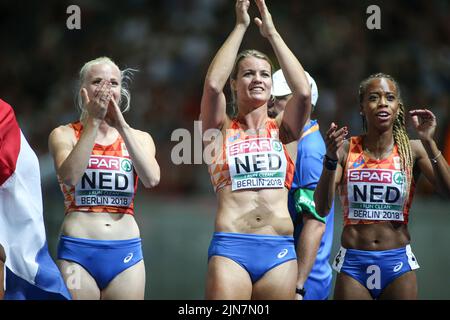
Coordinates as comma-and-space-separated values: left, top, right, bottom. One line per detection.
0, 99, 71, 300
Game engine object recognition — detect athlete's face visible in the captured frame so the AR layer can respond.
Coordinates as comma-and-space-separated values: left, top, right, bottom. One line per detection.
232, 57, 272, 107
361, 78, 400, 132
83, 62, 121, 104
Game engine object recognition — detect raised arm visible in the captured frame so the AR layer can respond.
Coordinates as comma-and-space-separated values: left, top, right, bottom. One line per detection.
49, 83, 110, 186
314, 123, 348, 217
200, 0, 250, 132
410, 109, 450, 197
254, 0, 311, 143
105, 97, 160, 188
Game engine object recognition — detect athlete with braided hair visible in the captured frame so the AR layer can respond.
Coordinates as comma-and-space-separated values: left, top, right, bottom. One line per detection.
314, 73, 450, 299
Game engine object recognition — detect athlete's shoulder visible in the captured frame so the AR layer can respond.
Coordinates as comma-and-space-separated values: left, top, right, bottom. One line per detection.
50, 123, 76, 137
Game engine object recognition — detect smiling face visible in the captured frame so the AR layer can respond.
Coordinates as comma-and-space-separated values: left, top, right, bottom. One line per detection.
360, 77, 400, 132
82, 62, 121, 104
231, 56, 272, 109
81, 62, 121, 107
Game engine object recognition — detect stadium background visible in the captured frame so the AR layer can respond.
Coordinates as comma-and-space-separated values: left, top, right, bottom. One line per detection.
1, 0, 449, 299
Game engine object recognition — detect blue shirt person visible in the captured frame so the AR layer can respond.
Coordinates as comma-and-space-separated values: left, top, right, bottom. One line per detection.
269, 70, 334, 300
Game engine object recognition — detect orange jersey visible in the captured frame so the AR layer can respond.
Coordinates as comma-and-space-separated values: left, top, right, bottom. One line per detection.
339, 136, 415, 226
59, 122, 138, 215
208, 118, 295, 192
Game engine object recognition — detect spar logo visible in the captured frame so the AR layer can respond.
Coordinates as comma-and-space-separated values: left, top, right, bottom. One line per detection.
349, 169, 392, 183
272, 140, 282, 152
121, 159, 132, 172
88, 156, 120, 170
393, 172, 405, 185
229, 138, 272, 156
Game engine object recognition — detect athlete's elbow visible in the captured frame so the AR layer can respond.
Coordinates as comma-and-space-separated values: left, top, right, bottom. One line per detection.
58, 170, 81, 187
141, 168, 160, 188
203, 80, 223, 95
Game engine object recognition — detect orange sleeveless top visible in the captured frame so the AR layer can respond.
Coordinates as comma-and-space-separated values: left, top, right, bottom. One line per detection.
208, 118, 295, 192
339, 136, 415, 226
59, 122, 138, 215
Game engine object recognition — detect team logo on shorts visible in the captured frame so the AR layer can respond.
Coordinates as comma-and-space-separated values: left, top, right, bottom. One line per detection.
123, 253, 134, 263
277, 248, 288, 259
393, 262, 403, 272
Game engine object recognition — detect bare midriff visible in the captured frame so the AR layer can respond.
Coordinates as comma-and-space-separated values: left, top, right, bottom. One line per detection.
215, 186, 293, 236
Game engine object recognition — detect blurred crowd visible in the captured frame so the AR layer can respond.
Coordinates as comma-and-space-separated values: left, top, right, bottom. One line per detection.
1, 0, 449, 196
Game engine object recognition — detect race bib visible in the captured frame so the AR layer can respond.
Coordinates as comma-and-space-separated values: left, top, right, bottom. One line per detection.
75, 155, 135, 207
347, 169, 406, 221
227, 137, 287, 191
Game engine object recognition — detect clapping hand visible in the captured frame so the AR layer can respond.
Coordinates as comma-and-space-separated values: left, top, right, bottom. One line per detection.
409, 109, 437, 142
235, 0, 250, 28
80, 80, 112, 122
254, 0, 277, 38
325, 122, 348, 160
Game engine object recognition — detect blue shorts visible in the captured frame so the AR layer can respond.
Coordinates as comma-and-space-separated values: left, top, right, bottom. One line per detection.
57, 235, 143, 290
208, 232, 297, 283
332, 245, 420, 299
303, 262, 333, 300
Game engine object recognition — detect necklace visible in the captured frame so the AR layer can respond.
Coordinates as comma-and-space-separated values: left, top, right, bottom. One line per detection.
364, 144, 394, 161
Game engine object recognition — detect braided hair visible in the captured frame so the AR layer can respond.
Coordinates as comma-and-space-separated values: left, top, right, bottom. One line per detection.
359, 73, 413, 194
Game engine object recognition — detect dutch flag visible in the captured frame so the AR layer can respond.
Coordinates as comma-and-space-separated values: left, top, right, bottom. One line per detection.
0, 99, 71, 300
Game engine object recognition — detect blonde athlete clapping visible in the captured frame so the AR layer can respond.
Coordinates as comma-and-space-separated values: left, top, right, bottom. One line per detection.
49, 57, 160, 300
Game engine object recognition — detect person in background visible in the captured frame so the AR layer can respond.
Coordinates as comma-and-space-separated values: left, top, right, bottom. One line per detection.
269, 69, 334, 300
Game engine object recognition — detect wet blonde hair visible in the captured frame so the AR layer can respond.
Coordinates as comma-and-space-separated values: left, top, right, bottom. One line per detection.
229, 49, 274, 117
359, 73, 413, 195
75, 56, 136, 121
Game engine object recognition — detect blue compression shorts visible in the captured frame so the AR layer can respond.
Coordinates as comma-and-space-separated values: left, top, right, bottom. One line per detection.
332, 245, 420, 299
57, 235, 143, 290
208, 232, 296, 283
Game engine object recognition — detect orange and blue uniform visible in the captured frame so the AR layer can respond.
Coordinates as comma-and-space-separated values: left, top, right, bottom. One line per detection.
208, 118, 295, 192
59, 121, 138, 215
332, 136, 419, 299
207, 118, 297, 283
57, 121, 143, 290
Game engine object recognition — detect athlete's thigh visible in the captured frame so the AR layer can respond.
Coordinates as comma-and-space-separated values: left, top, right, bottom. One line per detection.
58, 259, 100, 300
252, 260, 297, 300
334, 272, 372, 300
379, 271, 417, 300
206, 256, 252, 300
101, 260, 146, 300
